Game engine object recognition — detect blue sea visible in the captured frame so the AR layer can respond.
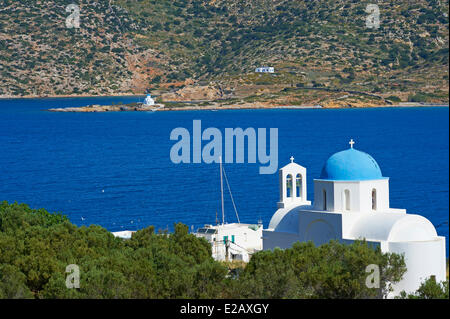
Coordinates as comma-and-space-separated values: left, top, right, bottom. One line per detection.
0, 97, 448, 253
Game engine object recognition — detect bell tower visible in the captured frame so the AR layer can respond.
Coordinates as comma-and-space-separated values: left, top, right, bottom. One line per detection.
277, 156, 310, 208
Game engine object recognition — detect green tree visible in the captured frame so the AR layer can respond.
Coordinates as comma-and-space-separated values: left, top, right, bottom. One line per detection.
398, 277, 449, 299
0, 264, 33, 299
235, 240, 406, 299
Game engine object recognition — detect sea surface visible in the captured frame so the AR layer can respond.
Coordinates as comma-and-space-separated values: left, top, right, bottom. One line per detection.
0, 97, 448, 253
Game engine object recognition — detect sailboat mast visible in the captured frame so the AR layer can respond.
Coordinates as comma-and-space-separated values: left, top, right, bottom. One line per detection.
220, 156, 225, 225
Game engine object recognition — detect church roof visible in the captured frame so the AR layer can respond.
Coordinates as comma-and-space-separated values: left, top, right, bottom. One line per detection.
319, 147, 385, 181
348, 213, 438, 242
268, 205, 312, 232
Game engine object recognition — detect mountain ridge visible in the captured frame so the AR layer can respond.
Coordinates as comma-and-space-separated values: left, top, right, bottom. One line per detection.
0, 0, 448, 104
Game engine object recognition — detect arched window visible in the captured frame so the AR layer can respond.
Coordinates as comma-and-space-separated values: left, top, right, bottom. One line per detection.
323, 189, 327, 210
372, 189, 377, 211
286, 174, 293, 198
296, 174, 302, 198
344, 189, 350, 211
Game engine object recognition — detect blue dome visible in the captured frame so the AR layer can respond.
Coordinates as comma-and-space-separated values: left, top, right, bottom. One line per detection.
320, 148, 384, 181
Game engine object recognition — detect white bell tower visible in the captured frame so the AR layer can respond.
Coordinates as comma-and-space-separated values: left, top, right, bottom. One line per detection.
277, 156, 311, 209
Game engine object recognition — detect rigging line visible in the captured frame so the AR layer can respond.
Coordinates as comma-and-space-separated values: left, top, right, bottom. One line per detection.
220, 156, 225, 225
222, 165, 240, 224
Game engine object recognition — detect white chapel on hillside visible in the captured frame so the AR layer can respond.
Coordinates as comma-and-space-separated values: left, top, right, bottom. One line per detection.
263, 140, 446, 297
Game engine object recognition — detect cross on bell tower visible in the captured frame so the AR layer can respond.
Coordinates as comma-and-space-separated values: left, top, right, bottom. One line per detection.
349, 139, 355, 149
290, 156, 295, 163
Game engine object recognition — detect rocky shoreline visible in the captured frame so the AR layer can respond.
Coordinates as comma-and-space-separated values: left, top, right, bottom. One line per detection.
48, 103, 165, 112
47, 101, 448, 113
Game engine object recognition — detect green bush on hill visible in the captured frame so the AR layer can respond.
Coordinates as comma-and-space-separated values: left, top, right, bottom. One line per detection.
387, 95, 402, 102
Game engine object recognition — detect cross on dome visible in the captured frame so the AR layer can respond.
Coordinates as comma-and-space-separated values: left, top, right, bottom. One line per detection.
349, 139, 355, 149
290, 156, 295, 163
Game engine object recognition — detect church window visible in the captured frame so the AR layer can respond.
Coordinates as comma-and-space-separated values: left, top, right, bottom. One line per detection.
372, 189, 377, 210
344, 189, 350, 211
323, 189, 327, 210
286, 174, 293, 197
296, 174, 302, 198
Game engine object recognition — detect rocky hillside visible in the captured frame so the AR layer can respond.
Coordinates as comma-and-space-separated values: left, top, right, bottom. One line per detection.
0, 0, 171, 96
0, 0, 448, 103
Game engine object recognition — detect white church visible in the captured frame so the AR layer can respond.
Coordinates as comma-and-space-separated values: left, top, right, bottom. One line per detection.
143, 93, 155, 106
263, 139, 446, 297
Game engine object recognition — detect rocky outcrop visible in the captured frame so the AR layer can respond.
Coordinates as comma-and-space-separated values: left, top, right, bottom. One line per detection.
160, 85, 225, 101
320, 99, 386, 108
48, 103, 164, 112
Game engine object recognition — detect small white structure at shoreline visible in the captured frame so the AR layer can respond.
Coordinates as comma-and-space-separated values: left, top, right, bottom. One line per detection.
263, 140, 446, 297
143, 93, 155, 106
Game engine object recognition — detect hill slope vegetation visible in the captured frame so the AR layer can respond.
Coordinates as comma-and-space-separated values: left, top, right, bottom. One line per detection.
0, 0, 448, 103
